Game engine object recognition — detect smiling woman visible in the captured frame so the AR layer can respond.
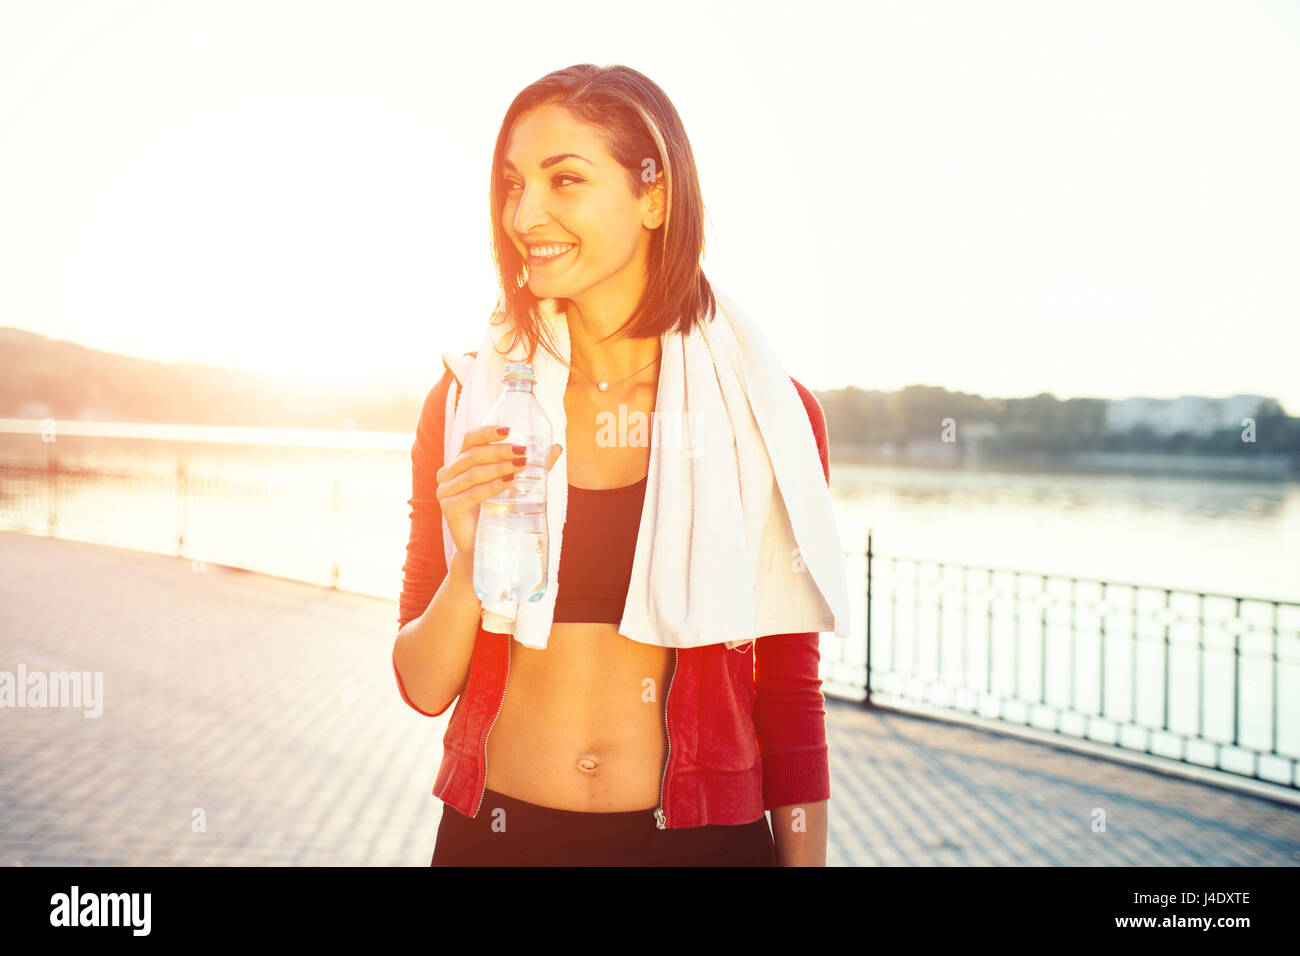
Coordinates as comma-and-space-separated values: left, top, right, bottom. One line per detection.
488, 69, 715, 366
393, 63, 831, 868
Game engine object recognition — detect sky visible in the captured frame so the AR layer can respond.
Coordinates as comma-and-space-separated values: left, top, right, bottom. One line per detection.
2, 0, 1297, 411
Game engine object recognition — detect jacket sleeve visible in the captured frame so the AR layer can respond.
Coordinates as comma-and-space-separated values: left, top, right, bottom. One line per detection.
753, 376, 833, 810
393, 366, 456, 717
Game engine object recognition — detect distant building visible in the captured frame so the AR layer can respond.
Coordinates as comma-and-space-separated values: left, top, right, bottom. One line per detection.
1104, 395, 1281, 436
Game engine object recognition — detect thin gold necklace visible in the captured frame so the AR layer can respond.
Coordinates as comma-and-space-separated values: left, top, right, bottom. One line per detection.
566, 352, 658, 392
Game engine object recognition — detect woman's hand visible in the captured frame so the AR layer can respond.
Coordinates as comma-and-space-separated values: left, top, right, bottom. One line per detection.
436, 425, 563, 559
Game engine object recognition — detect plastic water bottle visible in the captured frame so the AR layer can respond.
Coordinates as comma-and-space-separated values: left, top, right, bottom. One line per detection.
473, 361, 553, 604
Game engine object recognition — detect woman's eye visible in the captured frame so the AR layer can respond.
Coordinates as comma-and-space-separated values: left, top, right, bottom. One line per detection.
505, 174, 582, 192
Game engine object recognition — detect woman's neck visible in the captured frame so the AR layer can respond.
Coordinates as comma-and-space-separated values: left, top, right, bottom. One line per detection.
564, 297, 661, 386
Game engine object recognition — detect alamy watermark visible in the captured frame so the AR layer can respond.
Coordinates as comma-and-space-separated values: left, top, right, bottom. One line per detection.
592, 403, 710, 458
0, 665, 103, 717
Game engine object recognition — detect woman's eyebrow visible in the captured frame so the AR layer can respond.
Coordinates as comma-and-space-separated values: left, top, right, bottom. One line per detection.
502, 153, 594, 172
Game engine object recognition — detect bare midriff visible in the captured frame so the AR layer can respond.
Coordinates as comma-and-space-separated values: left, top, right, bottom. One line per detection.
484, 623, 675, 811
484, 369, 672, 813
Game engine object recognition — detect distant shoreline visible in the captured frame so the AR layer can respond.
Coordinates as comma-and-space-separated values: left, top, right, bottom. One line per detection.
2, 418, 1297, 482
829, 447, 1300, 482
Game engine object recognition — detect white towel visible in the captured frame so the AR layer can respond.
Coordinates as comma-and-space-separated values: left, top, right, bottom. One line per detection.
440, 285, 850, 651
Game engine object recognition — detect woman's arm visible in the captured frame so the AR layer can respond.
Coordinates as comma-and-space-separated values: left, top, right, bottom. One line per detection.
770, 800, 828, 867
392, 367, 482, 717
754, 630, 831, 865
396, 369, 455, 630
753, 377, 834, 865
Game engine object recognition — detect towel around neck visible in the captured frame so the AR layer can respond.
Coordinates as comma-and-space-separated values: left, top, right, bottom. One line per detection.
441, 286, 851, 651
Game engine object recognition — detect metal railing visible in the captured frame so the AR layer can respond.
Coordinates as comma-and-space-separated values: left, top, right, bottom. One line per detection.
6, 457, 1298, 791
819, 529, 1300, 792
0, 457, 386, 594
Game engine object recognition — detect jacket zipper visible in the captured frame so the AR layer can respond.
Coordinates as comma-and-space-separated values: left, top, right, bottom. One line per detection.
653, 647, 679, 829
473, 635, 511, 818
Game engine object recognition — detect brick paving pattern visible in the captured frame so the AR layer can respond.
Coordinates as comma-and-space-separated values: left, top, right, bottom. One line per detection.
2, 533, 1298, 866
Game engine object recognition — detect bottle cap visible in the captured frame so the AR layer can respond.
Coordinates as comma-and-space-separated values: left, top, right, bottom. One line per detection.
503, 361, 536, 383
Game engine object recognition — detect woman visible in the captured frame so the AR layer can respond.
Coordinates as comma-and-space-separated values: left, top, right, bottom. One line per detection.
393, 64, 833, 866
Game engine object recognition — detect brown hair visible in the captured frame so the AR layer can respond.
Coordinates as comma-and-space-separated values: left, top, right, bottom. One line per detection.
487, 63, 716, 364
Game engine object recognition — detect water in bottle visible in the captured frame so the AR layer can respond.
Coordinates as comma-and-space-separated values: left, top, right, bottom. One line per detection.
473, 361, 553, 604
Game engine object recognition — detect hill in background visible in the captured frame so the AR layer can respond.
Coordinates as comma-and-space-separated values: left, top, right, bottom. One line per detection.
0, 327, 429, 432
3, 328, 1297, 475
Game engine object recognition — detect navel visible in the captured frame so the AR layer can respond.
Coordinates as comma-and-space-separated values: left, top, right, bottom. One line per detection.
575, 753, 600, 774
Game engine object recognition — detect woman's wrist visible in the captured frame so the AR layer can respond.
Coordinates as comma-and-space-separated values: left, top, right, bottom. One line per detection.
448, 547, 475, 585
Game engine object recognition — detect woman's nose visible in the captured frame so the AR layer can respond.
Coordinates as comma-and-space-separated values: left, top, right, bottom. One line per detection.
512, 185, 548, 235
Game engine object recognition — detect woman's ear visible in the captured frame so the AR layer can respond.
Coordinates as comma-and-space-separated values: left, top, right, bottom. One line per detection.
643, 170, 667, 230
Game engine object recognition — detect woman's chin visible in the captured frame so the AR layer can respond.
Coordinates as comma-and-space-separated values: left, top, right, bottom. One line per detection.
527, 277, 566, 298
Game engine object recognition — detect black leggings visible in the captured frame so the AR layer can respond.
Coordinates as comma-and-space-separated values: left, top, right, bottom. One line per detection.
431, 788, 777, 866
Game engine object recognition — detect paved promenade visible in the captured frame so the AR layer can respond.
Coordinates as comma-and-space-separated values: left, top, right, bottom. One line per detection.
2, 533, 1298, 866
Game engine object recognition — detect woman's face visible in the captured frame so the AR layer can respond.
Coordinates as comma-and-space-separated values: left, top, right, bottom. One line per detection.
501, 102, 663, 304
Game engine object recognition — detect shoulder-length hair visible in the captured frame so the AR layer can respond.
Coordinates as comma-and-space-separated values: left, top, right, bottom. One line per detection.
487, 63, 716, 365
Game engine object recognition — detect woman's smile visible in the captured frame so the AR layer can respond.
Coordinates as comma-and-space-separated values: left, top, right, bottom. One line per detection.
527, 242, 577, 266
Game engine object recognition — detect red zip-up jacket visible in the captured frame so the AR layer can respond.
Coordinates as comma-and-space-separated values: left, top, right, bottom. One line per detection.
393, 353, 833, 829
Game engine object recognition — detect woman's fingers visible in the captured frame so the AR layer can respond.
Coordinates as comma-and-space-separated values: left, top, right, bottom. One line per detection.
444, 470, 514, 515
437, 439, 564, 507
460, 424, 510, 455
437, 456, 524, 504
438, 429, 526, 488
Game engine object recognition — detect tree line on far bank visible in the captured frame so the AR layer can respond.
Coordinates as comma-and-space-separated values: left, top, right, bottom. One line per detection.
813, 385, 1300, 458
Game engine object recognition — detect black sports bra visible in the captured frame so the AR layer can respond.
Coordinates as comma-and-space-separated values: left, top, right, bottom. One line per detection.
552, 475, 648, 624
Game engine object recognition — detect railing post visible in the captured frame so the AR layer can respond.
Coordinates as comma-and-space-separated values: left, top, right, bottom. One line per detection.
1162, 588, 1171, 735
1012, 569, 1021, 702
1131, 584, 1139, 732
1068, 578, 1077, 714
1272, 601, 1280, 761
1197, 592, 1205, 743
986, 567, 994, 716
864, 526, 872, 708
961, 567, 969, 707
1040, 574, 1048, 711
176, 462, 186, 557
1232, 597, 1242, 749
331, 472, 341, 589
912, 560, 920, 682
45, 447, 58, 536
936, 561, 945, 702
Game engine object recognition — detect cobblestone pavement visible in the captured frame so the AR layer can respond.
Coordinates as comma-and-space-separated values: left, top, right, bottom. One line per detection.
3, 533, 1298, 866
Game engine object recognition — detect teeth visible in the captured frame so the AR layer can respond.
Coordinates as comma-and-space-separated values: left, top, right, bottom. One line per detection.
530, 244, 574, 258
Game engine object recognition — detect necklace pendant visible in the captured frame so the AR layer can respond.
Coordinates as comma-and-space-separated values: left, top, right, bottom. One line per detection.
598, 381, 608, 391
